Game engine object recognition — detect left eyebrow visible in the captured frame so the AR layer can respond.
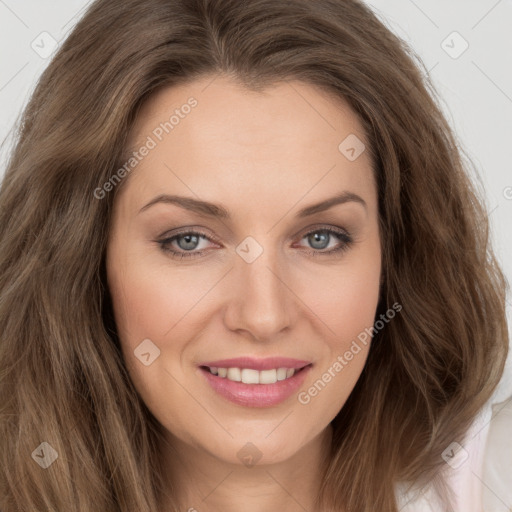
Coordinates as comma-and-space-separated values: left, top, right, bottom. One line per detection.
296, 191, 367, 217
137, 191, 367, 218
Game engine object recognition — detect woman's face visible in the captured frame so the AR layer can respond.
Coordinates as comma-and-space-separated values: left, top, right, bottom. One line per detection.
106, 75, 381, 467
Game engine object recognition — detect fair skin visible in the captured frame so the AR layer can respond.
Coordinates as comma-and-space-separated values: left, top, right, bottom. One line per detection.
106, 75, 381, 512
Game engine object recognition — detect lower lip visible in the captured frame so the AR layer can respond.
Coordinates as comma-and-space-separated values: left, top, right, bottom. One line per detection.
199, 365, 312, 408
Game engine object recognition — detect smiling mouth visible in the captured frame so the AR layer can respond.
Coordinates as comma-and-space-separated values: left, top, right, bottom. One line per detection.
199, 364, 312, 385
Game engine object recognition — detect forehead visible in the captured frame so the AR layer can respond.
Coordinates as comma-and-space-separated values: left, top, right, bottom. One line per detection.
117, 75, 376, 216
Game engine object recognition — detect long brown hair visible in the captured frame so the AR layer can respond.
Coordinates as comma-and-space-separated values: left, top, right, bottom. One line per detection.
0, 0, 508, 510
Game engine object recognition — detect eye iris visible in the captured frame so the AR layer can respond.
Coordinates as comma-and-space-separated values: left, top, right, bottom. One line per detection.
308, 231, 329, 250
177, 234, 200, 251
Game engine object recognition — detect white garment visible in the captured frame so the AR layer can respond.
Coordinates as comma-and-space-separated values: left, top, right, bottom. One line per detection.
482, 396, 512, 512
395, 367, 512, 512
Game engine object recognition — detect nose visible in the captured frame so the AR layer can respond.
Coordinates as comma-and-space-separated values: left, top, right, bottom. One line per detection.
223, 245, 295, 341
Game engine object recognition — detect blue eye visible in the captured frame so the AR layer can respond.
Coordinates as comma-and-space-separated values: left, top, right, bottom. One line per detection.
297, 228, 353, 256
157, 226, 353, 260
157, 230, 214, 260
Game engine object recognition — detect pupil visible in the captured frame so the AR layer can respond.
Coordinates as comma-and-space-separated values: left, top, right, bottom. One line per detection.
178, 234, 199, 250
309, 232, 329, 249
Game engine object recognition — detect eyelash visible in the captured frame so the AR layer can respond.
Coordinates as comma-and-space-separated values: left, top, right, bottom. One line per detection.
156, 226, 354, 260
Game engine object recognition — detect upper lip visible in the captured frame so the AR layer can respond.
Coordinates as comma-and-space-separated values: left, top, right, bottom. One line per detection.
199, 357, 312, 371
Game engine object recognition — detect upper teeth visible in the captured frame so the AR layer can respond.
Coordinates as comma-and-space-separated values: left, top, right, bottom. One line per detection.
208, 367, 296, 384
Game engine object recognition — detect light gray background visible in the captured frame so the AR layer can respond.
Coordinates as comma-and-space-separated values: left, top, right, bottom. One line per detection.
0, 1, 511, 508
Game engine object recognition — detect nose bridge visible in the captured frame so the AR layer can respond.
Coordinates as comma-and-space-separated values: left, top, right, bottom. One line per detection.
224, 237, 293, 339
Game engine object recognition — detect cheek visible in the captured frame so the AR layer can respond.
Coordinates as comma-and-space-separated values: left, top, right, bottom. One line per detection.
106, 249, 222, 411
106, 256, 205, 437
107, 256, 208, 348
326, 272, 380, 348
297, 249, 381, 351
292, 246, 381, 416
294, 288, 377, 426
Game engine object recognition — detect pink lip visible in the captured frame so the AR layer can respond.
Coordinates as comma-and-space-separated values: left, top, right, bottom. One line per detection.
198, 357, 311, 371
199, 364, 313, 408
